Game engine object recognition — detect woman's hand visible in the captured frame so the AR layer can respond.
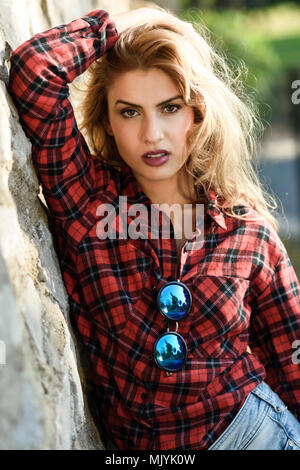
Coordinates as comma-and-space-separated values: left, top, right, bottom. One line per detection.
111, 7, 172, 34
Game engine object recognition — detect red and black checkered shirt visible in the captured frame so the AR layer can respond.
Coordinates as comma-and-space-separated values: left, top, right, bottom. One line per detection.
8, 10, 300, 450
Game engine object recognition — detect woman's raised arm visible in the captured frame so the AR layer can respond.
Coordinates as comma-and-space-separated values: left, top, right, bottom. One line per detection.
8, 10, 118, 224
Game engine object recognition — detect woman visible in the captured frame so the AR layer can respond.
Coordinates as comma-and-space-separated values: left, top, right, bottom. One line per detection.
8, 7, 300, 450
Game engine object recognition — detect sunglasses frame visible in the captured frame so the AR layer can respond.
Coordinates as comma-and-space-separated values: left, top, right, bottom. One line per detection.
153, 280, 192, 373
153, 330, 188, 372
156, 280, 192, 321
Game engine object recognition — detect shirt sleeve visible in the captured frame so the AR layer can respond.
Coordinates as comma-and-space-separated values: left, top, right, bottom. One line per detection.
8, 10, 118, 222
249, 243, 300, 420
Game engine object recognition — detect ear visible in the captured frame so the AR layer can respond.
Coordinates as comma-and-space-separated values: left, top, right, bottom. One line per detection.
105, 120, 114, 136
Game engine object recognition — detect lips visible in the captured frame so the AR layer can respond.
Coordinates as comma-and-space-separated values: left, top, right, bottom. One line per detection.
141, 149, 170, 167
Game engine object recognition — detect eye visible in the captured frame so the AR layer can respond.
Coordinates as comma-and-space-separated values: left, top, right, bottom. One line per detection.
163, 104, 182, 114
120, 108, 139, 118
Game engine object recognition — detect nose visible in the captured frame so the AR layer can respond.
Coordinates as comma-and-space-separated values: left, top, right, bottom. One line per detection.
140, 115, 164, 144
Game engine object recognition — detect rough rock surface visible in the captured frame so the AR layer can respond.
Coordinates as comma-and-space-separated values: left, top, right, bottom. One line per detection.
0, 0, 132, 450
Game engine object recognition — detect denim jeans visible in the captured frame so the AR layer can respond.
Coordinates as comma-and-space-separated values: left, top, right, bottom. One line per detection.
208, 382, 300, 450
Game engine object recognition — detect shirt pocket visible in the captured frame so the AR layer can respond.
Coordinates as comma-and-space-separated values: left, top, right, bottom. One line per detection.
184, 274, 251, 359
149, 357, 237, 407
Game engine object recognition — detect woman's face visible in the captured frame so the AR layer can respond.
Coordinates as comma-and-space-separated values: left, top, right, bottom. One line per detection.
106, 68, 194, 195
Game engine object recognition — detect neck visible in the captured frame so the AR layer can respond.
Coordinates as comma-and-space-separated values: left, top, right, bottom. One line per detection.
134, 169, 196, 207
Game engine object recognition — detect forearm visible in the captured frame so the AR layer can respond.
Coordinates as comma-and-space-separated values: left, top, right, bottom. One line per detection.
8, 10, 117, 223
8, 10, 118, 147
249, 247, 300, 419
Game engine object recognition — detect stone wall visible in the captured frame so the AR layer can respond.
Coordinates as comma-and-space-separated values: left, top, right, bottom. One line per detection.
0, 0, 135, 450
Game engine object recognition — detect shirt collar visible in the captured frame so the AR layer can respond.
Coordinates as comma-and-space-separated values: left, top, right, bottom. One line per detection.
206, 188, 228, 230
120, 164, 227, 231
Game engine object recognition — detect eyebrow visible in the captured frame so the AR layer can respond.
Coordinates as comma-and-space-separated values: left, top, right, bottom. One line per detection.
114, 94, 184, 108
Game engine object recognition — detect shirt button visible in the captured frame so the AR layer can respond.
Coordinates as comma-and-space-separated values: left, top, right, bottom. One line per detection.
288, 439, 294, 448
276, 405, 286, 412
141, 393, 148, 400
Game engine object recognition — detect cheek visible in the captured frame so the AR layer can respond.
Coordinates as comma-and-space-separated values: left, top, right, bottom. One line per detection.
111, 120, 130, 145
177, 107, 194, 131
185, 110, 195, 132
178, 113, 194, 143
111, 121, 138, 158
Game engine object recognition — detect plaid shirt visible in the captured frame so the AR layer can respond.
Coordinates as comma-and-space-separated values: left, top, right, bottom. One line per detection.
8, 10, 300, 450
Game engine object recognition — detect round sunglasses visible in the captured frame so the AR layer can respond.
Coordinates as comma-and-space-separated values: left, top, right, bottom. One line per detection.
153, 281, 192, 373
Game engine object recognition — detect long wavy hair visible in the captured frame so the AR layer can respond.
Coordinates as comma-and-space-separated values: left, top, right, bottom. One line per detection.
76, 9, 280, 231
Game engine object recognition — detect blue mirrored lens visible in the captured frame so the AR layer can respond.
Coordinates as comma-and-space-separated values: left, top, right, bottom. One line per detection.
154, 332, 187, 372
158, 283, 191, 321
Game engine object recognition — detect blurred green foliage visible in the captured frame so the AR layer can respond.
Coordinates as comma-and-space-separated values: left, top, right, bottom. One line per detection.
268, 35, 300, 69
180, 2, 300, 112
